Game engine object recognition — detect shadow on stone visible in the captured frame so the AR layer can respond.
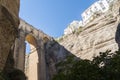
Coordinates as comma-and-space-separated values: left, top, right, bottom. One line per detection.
115, 23, 120, 50
44, 38, 80, 80
7, 69, 26, 80
2, 47, 26, 80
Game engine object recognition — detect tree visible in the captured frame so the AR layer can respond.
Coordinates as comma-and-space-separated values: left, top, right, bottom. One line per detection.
53, 50, 120, 80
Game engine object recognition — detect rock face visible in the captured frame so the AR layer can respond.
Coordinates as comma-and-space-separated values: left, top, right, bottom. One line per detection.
45, 39, 71, 80
64, 20, 81, 35
0, 0, 20, 71
60, 18, 118, 60
58, 0, 120, 60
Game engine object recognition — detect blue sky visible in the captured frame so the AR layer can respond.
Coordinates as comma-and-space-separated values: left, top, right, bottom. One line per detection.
20, 0, 96, 38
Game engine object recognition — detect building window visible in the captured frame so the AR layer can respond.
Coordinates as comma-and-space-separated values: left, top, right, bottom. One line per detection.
106, 0, 111, 3
85, 12, 88, 15
90, 9, 92, 13
94, 6, 98, 11
99, 2, 106, 10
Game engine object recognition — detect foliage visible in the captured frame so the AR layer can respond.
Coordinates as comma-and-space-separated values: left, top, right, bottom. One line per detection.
7, 69, 26, 80
109, 2, 113, 11
53, 55, 76, 80
53, 50, 120, 80
0, 72, 9, 80
55, 36, 64, 42
75, 27, 83, 35
0, 69, 26, 80
0, 73, 6, 80
57, 37, 63, 42
55, 35, 68, 42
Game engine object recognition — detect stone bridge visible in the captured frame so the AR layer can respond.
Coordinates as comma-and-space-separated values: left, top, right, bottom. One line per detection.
14, 19, 52, 80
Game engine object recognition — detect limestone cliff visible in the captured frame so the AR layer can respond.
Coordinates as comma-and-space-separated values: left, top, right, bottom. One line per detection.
57, 0, 120, 60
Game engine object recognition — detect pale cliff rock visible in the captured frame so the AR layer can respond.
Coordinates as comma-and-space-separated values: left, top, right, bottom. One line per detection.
58, 0, 120, 60
59, 18, 118, 60
64, 20, 81, 35
0, 0, 20, 71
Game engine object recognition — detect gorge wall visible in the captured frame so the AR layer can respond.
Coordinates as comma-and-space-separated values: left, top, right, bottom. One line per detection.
0, 0, 20, 71
1, 0, 120, 80
59, 16, 118, 60
58, 0, 120, 60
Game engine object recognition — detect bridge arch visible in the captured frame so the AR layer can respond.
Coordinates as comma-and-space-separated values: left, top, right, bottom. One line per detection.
13, 19, 50, 80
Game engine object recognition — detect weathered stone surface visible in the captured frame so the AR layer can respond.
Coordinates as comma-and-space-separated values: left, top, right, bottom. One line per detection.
0, 0, 20, 17
9, 69, 26, 80
0, 0, 20, 70
59, 1, 120, 60
45, 39, 70, 79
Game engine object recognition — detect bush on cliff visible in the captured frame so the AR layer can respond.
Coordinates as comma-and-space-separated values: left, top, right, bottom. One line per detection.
0, 69, 26, 80
0, 72, 9, 80
53, 50, 120, 80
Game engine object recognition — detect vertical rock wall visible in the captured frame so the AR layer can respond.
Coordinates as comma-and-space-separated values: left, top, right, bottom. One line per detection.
45, 39, 71, 80
0, 0, 20, 71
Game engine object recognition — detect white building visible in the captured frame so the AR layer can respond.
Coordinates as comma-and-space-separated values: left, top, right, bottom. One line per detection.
64, 20, 82, 35
64, 0, 114, 35
79, 21, 83, 27
106, 0, 114, 4
81, 0, 114, 25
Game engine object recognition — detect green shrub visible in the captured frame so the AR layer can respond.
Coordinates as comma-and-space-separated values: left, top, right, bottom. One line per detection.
53, 50, 120, 80
76, 27, 83, 35
0, 72, 9, 80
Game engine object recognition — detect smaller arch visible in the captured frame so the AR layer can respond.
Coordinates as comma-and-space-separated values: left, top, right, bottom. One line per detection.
25, 34, 37, 47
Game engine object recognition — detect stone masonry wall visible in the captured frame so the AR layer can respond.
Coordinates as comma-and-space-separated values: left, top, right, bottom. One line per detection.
0, 0, 20, 71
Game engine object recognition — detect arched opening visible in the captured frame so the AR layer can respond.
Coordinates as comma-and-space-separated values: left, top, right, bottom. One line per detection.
25, 34, 39, 80
25, 41, 30, 54
25, 34, 37, 54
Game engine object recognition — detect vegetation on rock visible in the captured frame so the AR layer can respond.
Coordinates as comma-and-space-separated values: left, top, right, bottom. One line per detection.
0, 71, 9, 80
53, 50, 120, 80
0, 69, 26, 80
